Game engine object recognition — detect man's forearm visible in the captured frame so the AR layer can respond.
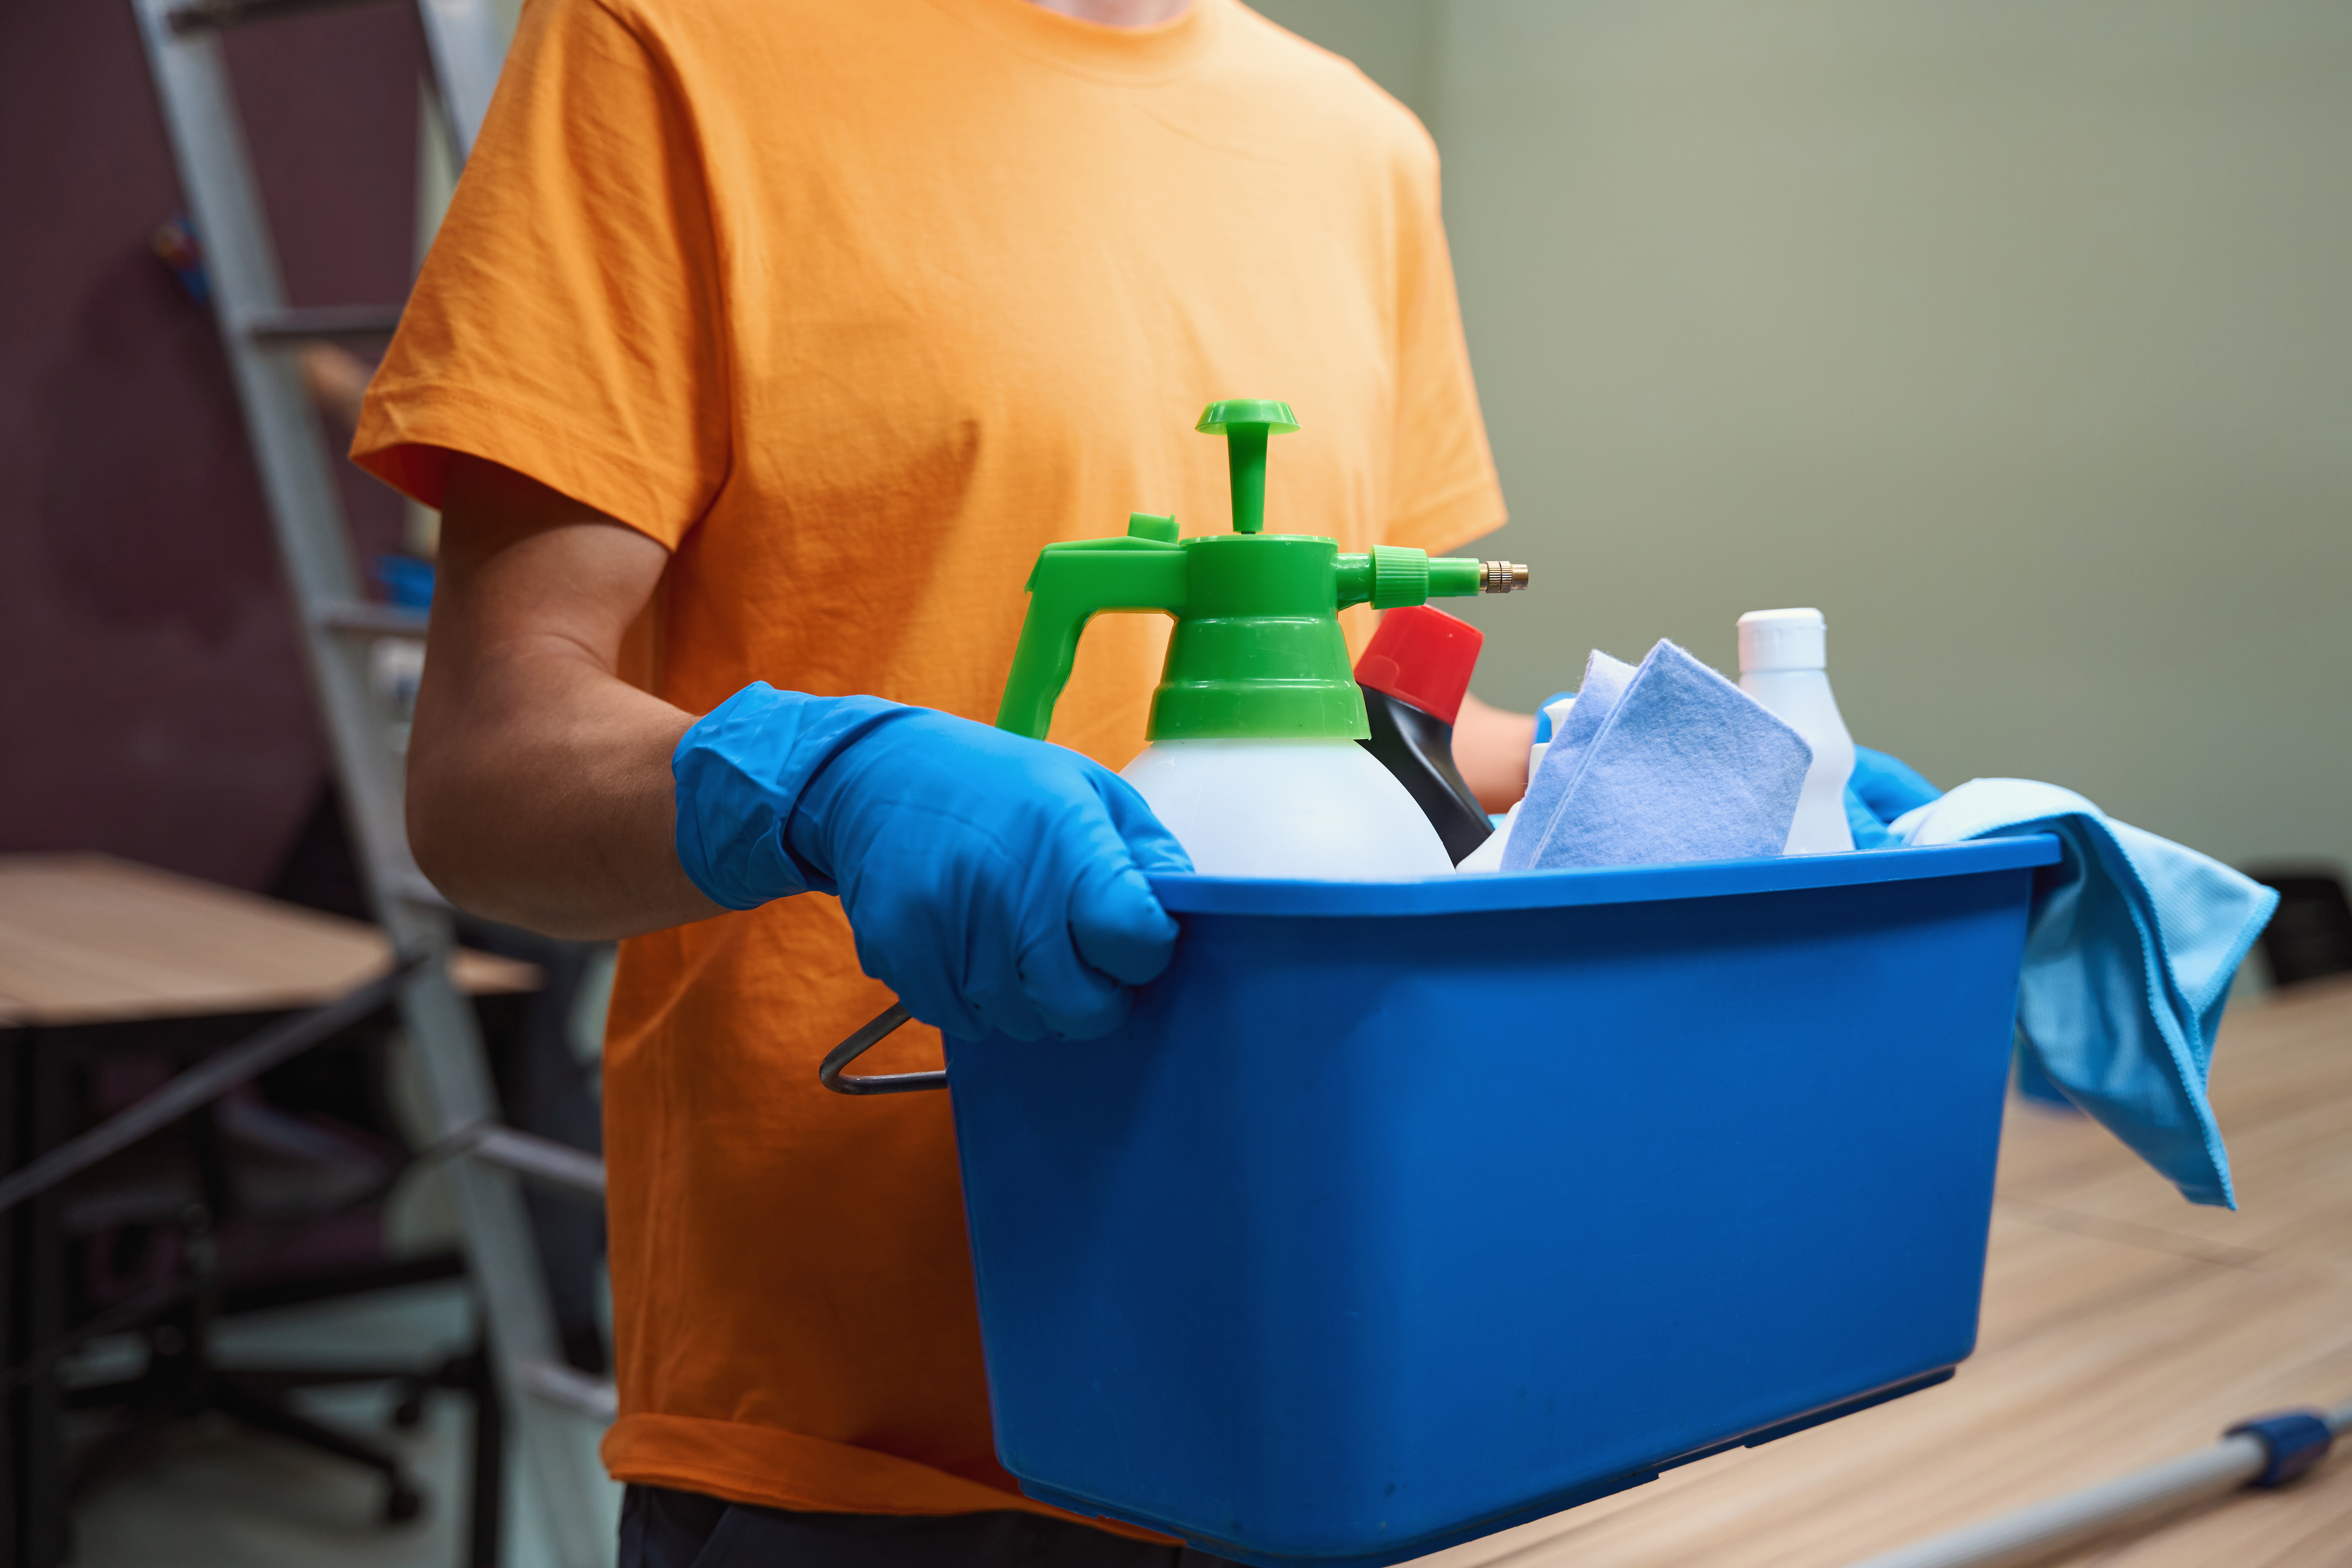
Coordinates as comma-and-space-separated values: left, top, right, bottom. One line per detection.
410, 458, 1539, 934
1452, 693, 1535, 813
406, 458, 726, 941
407, 640, 720, 939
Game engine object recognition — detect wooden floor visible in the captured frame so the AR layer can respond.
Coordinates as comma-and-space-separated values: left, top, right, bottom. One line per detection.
1426, 977, 2352, 1568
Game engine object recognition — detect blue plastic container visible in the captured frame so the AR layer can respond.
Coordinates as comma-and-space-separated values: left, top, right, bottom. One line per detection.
940, 838, 2059, 1567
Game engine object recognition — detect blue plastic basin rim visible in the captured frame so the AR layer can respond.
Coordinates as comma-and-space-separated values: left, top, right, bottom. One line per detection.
1147, 836, 2062, 918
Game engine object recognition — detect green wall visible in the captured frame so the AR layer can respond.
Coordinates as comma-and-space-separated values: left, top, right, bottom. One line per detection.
1256, 0, 2352, 888
1247, 0, 1438, 118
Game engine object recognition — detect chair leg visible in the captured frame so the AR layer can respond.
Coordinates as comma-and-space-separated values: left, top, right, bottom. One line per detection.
464, 1347, 504, 1568
207, 1375, 422, 1523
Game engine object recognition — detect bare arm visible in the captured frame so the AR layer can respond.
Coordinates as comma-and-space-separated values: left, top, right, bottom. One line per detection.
406, 454, 725, 939
410, 457, 1535, 924
1452, 693, 1535, 814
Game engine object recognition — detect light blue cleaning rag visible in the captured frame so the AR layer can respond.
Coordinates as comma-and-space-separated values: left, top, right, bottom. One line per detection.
1884, 779, 2279, 1208
1502, 641, 1813, 871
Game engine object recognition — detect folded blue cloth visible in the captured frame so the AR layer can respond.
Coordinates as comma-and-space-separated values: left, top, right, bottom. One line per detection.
1502, 641, 1812, 871
1505, 653, 1634, 866
1881, 779, 2279, 1208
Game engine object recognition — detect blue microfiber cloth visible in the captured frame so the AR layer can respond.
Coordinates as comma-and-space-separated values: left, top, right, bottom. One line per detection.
1504, 652, 1636, 866
1502, 641, 1813, 871
1874, 778, 2279, 1208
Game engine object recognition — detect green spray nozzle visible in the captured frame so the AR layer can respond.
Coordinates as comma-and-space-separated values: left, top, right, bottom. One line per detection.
1195, 399, 1298, 534
993, 402, 1529, 743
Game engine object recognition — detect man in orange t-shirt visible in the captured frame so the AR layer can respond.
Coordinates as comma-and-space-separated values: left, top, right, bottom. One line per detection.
357, 0, 1526, 1560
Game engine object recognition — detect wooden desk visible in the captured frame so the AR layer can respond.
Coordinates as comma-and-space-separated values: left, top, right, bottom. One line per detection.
1426, 978, 2352, 1568
0, 853, 534, 1023
0, 853, 537, 1568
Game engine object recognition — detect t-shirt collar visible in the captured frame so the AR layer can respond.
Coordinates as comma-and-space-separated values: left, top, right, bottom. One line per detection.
932, 0, 1219, 84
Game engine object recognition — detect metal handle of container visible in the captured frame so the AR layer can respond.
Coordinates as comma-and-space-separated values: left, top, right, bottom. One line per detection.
819, 1002, 947, 1095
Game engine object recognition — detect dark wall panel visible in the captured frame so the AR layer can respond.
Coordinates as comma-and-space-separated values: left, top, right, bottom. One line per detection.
0, 0, 422, 889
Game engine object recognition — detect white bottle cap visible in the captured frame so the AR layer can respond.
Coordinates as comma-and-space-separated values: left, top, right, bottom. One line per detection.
1737, 607, 1827, 673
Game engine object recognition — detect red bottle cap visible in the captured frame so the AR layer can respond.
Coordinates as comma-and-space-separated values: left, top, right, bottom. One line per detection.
1353, 604, 1484, 726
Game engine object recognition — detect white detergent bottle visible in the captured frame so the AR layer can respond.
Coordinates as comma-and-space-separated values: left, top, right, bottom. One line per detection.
1737, 608, 1855, 855
991, 398, 1530, 879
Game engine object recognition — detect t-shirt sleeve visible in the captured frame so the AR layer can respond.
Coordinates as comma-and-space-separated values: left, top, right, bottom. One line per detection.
1380, 135, 1508, 558
352, 0, 728, 547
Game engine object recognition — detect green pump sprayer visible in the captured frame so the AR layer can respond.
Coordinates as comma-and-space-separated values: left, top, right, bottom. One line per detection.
994, 400, 1527, 747
821, 400, 1531, 1092
994, 399, 1529, 882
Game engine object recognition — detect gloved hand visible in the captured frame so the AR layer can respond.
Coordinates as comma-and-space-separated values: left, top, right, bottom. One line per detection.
672, 682, 1191, 1042
1843, 745, 1944, 848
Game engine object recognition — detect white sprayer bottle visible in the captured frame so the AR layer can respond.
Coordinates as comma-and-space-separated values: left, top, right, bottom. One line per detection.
1736, 608, 1855, 855
992, 399, 1530, 879
1121, 736, 1452, 879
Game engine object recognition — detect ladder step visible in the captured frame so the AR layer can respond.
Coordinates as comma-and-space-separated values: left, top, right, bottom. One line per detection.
386, 870, 451, 909
242, 303, 405, 346
316, 597, 427, 639
517, 1358, 619, 1423
169, 0, 397, 36
134, 0, 619, 1552
458, 1124, 608, 1199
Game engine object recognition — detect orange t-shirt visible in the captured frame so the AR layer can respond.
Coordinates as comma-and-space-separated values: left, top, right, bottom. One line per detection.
355, 0, 1504, 1527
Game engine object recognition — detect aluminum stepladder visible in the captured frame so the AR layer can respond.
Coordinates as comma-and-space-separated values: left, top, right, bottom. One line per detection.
129, 1, 614, 1562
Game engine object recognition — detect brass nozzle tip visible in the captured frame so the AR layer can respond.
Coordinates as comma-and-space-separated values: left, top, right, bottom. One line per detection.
1481, 561, 1529, 593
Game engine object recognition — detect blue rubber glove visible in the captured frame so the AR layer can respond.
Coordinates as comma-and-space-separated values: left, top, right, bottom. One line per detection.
672, 682, 1191, 1042
1843, 745, 1944, 849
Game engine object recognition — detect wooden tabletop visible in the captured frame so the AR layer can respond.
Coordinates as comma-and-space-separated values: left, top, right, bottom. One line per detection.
0, 853, 538, 1027
1428, 976, 2352, 1568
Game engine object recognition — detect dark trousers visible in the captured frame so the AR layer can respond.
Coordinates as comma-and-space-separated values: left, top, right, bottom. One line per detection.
619, 1484, 1247, 1568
